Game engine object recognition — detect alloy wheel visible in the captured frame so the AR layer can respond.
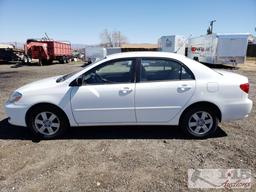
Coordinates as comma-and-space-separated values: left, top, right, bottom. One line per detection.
188, 111, 213, 136
34, 111, 60, 136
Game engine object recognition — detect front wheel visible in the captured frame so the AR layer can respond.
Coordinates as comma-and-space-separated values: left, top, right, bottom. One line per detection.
180, 107, 218, 138
28, 106, 69, 139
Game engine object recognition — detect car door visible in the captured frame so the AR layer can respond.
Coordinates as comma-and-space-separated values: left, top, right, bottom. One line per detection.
135, 58, 196, 123
70, 58, 136, 125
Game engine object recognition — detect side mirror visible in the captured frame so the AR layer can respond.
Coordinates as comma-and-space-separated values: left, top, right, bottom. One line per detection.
70, 77, 83, 86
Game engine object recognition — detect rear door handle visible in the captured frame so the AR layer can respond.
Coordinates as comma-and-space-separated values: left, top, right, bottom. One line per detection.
177, 84, 192, 92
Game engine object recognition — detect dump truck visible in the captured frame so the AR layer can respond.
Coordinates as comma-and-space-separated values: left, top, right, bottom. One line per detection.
187, 33, 249, 65
25, 39, 72, 65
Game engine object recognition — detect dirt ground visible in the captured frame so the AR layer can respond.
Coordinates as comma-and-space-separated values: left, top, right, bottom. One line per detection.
0, 60, 255, 192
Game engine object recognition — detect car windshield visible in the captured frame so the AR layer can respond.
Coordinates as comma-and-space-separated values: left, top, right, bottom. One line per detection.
56, 57, 107, 83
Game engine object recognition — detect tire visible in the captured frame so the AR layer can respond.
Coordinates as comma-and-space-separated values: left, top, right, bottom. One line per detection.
23, 55, 28, 64
39, 59, 43, 66
180, 107, 218, 138
27, 106, 69, 139
42, 59, 48, 65
47, 59, 53, 64
64, 57, 68, 63
193, 57, 199, 61
59, 57, 65, 64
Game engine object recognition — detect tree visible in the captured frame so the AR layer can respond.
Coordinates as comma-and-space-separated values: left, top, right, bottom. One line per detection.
100, 29, 128, 47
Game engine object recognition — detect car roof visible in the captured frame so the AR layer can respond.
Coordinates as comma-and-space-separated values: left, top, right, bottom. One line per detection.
106, 51, 187, 60
70, 51, 218, 83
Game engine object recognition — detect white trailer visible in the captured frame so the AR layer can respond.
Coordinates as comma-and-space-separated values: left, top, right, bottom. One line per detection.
106, 47, 121, 55
187, 33, 249, 65
85, 47, 121, 62
158, 35, 186, 55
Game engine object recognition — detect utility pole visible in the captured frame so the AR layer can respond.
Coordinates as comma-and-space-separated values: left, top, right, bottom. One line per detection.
254, 27, 256, 64
207, 20, 216, 35
118, 31, 121, 47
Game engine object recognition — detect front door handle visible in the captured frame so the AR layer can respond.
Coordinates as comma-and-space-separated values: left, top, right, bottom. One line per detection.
119, 87, 133, 94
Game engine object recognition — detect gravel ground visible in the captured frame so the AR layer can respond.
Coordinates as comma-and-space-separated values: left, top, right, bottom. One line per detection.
0, 60, 255, 192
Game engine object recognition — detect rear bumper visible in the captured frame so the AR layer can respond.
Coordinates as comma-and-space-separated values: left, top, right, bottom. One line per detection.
221, 99, 253, 121
4, 102, 29, 127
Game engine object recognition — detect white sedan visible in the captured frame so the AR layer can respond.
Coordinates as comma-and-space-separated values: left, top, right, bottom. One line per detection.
5, 52, 253, 139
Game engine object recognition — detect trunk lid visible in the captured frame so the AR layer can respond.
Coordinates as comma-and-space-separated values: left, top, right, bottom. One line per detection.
214, 69, 248, 83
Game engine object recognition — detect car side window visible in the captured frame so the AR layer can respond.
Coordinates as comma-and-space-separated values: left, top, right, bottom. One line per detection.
140, 58, 194, 82
82, 59, 135, 85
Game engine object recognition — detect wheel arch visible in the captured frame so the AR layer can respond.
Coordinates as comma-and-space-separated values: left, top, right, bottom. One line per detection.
25, 102, 70, 127
179, 101, 222, 124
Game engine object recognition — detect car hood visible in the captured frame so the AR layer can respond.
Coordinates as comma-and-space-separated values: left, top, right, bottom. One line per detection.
16, 75, 62, 93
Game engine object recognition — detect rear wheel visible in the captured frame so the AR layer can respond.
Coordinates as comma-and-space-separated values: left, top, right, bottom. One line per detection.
28, 106, 69, 139
39, 59, 43, 66
59, 57, 65, 64
180, 107, 218, 138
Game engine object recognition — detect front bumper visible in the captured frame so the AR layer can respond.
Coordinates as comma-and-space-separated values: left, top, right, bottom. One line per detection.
221, 99, 253, 121
4, 102, 29, 127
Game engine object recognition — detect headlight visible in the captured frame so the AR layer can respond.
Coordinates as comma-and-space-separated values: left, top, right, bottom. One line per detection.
8, 92, 22, 103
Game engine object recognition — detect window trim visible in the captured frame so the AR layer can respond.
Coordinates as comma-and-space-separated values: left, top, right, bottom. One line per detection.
136, 57, 195, 83
79, 58, 138, 86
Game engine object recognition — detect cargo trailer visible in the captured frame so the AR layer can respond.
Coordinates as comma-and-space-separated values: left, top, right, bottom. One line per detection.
25, 39, 72, 65
187, 33, 249, 65
85, 47, 121, 63
158, 35, 186, 55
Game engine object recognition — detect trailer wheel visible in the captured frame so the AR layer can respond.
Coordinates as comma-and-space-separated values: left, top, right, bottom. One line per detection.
193, 57, 199, 61
23, 55, 29, 64
47, 59, 53, 65
42, 59, 48, 65
39, 59, 43, 66
59, 58, 64, 64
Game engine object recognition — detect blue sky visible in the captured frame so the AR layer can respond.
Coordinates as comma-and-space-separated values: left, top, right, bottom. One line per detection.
0, 0, 255, 44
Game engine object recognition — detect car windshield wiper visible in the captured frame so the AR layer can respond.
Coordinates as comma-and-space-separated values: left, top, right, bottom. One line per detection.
56, 71, 79, 83
56, 76, 65, 83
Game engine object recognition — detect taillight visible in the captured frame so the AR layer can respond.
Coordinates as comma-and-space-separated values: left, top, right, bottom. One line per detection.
240, 83, 249, 93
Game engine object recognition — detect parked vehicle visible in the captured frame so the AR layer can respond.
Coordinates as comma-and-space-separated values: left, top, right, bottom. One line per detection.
0, 47, 25, 63
85, 47, 121, 63
25, 39, 72, 65
158, 35, 186, 55
187, 33, 249, 65
5, 52, 252, 139
106, 47, 121, 55
0, 43, 29, 63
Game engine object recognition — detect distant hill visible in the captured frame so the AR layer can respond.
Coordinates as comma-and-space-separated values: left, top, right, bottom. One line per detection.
71, 44, 89, 49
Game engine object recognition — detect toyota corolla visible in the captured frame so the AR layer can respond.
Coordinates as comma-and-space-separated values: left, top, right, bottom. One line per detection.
5, 52, 253, 139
